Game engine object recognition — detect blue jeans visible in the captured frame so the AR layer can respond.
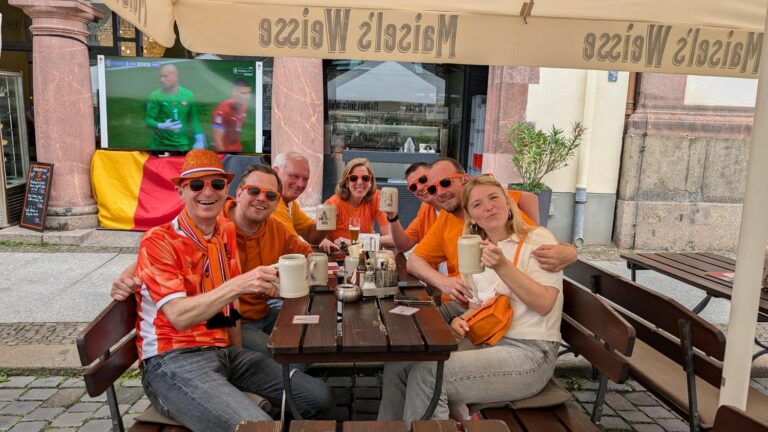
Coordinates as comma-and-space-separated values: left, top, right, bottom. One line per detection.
241, 308, 280, 357
141, 346, 333, 432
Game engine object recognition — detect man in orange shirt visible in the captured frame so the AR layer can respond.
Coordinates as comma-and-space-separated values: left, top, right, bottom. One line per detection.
270, 152, 326, 244
407, 158, 577, 304
132, 150, 332, 429
113, 164, 315, 356
390, 162, 440, 252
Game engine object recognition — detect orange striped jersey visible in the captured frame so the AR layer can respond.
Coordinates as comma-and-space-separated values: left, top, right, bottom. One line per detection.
135, 215, 241, 360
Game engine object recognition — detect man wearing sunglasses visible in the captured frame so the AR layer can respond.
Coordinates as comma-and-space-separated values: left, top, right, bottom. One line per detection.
112, 164, 318, 355
270, 152, 326, 245
406, 158, 578, 305
125, 150, 332, 429
389, 162, 441, 252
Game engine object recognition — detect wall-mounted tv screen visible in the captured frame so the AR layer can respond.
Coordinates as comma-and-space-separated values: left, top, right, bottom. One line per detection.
97, 55, 264, 153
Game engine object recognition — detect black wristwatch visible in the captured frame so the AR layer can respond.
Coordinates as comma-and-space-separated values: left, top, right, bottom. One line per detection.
387, 214, 399, 223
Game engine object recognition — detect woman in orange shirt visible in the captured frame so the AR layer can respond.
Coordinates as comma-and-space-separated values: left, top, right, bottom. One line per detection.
319, 158, 393, 254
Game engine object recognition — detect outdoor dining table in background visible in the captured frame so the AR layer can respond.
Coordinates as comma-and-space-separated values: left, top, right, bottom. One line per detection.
267, 253, 458, 420
621, 251, 768, 359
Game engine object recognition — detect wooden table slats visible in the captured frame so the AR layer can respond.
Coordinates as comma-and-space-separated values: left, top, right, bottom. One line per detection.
343, 420, 408, 432
461, 419, 512, 432
411, 420, 456, 432
341, 299, 389, 353
287, 420, 336, 432
622, 252, 768, 315
379, 298, 426, 352
302, 293, 338, 353
268, 296, 309, 354
413, 303, 458, 352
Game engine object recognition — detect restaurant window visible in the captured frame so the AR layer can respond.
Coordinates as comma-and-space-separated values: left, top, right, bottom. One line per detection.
326, 60, 449, 154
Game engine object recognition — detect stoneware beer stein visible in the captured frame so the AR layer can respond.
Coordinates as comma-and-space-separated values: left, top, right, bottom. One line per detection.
380, 187, 399, 212
277, 254, 309, 298
316, 204, 337, 231
458, 234, 485, 275
307, 252, 329, 286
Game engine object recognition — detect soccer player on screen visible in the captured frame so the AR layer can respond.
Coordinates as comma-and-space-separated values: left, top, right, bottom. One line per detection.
145, 64, 205, 151
211, 78, 252, 153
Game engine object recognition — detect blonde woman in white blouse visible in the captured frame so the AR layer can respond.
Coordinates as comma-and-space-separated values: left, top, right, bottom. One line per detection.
378, 175, 563, 424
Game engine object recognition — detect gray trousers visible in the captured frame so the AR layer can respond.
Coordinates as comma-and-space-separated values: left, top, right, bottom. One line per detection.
378, 301, 559, 424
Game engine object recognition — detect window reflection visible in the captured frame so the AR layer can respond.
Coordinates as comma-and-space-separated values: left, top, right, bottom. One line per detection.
327, 61, 447, 153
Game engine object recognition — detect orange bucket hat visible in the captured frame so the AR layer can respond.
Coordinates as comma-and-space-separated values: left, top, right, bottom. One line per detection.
170, 149, 235, 186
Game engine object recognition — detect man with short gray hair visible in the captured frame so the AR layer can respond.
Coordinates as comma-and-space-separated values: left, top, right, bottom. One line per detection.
271, 152, 325, 244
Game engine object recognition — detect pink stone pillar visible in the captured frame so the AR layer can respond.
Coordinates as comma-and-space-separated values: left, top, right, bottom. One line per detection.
11, 0, 104, 230
271, 57, 325, 207
482, 66, 540, 187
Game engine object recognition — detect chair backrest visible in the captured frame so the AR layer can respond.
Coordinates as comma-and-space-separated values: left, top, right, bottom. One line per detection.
75, 296, 139, 397
561, 279, 635, 383
565, 259, 726, 387
712, 405, 768, 432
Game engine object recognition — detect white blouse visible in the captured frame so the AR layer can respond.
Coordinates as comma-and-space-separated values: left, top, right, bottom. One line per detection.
466, 227, 564, 342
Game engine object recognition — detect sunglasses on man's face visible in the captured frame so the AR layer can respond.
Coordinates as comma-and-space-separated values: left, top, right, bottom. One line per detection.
241, 184, 280, 202
185, 178, 227, 192
407, 175, 429, 192
427, 174, 465, 195
348, 174, 371, 183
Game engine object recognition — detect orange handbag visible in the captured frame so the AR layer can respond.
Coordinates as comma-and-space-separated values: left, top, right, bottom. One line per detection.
463, 234, 526, 346
464, 295, 513, 345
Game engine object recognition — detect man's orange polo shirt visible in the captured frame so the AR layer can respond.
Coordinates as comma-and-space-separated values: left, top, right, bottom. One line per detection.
412, 191, 535, 277
405, 203, 439, 243
272, 197, 315, 237
222, 200, 311, 321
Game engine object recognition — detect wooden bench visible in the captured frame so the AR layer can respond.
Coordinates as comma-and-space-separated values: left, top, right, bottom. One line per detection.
473, 277, 636, 431
565, 258, 768, 431
712, 405, 768, 431
235, 419, 510, 431
75, 295, 274, 432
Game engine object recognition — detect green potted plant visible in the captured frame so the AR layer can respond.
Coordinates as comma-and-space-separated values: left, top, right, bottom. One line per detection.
508, 120, 585, 227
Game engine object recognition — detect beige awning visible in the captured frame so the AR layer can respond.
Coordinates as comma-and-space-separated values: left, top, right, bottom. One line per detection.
102, 0, 766, 78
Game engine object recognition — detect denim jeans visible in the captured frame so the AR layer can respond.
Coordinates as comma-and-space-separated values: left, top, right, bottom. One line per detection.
378, 338, 559, 424
241, 308, 280, 356
141, 346, 333, 432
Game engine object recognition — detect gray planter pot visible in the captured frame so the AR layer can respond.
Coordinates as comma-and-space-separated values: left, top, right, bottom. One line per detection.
509, 184, 552, 227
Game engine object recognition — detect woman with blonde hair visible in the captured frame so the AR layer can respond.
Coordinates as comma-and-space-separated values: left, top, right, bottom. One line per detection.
378, 174, 563, 424
319, 158, 393, 253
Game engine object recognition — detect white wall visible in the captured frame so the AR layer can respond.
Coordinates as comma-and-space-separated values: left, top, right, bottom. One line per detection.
684, 75, 757, 107
526, 68, 629, 194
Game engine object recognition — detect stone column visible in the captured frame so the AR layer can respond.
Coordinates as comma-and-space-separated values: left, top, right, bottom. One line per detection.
271, 57, 325, 207
481, 66, 539, 186
11, 0, 104, 230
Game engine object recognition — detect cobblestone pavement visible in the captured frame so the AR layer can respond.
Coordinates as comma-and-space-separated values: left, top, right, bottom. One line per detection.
1, 369, 767, 432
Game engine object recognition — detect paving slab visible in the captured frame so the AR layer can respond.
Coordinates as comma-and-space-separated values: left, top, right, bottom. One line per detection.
18, 389, 55, 402
22, 407, 64, 421
40, 389, 85, 409
7, 422, 45, 432
49, 411, 91, 428
0, 402, 40, 416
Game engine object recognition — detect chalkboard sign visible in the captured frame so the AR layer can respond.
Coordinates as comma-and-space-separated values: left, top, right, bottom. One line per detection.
20, 162, 54, 232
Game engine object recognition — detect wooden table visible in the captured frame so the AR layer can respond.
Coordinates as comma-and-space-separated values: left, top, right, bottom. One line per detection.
267, 286, 457, 421
621, 251, 768, 358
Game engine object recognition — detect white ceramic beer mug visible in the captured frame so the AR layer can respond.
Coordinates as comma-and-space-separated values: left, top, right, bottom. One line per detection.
380, 187, 399, 212
277, 254, 310, 298
457, 235, 485, 275
307, 252, 329, 286
316, 204, 337, 231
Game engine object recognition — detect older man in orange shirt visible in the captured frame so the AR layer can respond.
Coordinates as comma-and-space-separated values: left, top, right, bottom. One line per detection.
406, 158, 577, 304
270, 152, 326, 245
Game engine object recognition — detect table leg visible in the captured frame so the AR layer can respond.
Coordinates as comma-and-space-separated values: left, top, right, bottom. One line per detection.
691, 295, 712, 314
629, 264, 637, 282
282, 364, 302, 420
421, 360, 445, 420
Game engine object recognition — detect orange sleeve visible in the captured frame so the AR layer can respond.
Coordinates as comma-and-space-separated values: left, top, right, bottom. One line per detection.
412, 212, 449, 267
136, 230, 187, 305
323, 195, 349, 241
283, 225, 312, 256
507, 190, 536, 227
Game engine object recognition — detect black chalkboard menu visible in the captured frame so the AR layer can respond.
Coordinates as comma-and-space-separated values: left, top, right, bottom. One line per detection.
20, 162, 54, 232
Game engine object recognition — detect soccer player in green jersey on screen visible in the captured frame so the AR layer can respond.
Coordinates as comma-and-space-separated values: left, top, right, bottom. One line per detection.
145, 64, 205, 151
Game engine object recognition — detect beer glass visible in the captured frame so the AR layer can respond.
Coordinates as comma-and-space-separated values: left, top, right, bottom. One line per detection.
349, 216, 361, 244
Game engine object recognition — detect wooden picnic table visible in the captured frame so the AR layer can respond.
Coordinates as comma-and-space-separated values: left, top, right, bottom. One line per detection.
267, 253, 457, 421
621, 251, 768, 359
